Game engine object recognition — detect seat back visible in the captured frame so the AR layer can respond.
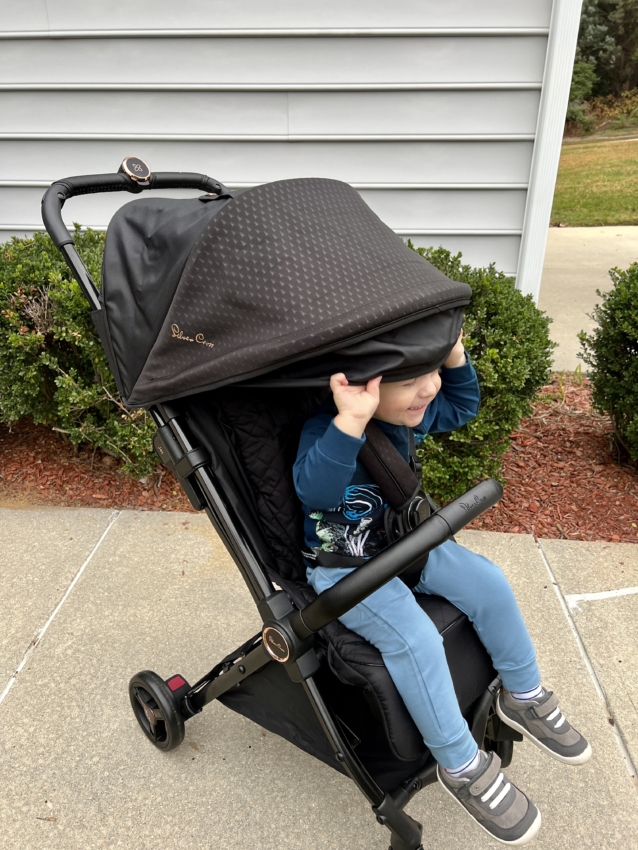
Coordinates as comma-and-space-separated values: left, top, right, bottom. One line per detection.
183, 385, 326, 590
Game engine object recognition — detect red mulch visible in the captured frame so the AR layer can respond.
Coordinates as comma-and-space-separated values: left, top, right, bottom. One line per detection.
0, 375, 636, 542
469, 375, 638, 543
0, 423, 193, 513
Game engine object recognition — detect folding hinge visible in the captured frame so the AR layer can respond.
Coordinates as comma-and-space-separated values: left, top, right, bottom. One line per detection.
153, 424, 209, 510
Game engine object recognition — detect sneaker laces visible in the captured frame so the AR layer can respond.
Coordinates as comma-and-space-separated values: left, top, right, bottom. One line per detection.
481, 772, 511, 810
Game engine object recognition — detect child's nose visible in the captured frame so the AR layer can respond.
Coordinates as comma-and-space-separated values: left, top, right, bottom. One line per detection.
418, 376, 438, 397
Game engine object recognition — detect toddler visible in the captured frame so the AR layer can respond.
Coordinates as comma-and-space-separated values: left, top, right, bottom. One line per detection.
293, 332, 591, 846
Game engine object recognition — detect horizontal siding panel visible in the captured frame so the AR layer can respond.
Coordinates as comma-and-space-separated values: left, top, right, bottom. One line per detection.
360, 189, 527, 230
0, 0, 48, 31
0, 187, 208, 229
406, 234, 521, 275
0, 37, 547, 85
0, 233, 522, 278
289, 91, 541, 135
0, 140, 534, 184
0, 90, 541, 136
0, 91, 289, 135
0, 230, 44, 240
10, 0, 553, 31
0, 187, 527, 232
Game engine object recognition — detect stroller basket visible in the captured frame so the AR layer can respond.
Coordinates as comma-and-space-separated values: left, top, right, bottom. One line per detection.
42, 158, 521, 850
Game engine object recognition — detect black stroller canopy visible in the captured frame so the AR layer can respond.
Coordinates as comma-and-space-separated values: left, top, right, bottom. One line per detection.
100, 177, 471, 407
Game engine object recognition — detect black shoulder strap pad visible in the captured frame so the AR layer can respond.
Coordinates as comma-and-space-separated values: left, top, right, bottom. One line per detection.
359, 420, 420, 511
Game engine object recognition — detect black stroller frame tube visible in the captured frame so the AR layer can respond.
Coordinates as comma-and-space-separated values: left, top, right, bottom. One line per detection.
301, 678, 426, 850
153, 405, 272, 604
151, 409, 427, 845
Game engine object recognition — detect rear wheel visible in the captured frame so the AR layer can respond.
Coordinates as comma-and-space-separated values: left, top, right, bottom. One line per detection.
129, 670, 185, 751
491, 739, 514, 768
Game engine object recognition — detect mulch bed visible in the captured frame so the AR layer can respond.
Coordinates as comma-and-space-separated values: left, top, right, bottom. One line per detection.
469, 375, 638, 543
0, 374, 636, 542
0, 425, 192, 513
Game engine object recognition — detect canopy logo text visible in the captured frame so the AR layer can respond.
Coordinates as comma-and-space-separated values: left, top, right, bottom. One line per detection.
171, 324, 215, 349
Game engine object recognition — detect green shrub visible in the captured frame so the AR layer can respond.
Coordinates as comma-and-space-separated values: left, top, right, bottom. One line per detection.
0, 232, 555, 493
408, 245, 555, 503
565, 102, 596, 133
570, 61, 598, 103
565, 62, 598, 134
579, 264, 638, 464
0, 229, 157, 477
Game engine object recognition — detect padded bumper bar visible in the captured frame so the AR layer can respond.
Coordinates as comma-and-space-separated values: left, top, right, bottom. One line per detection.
292, 478, 503, 639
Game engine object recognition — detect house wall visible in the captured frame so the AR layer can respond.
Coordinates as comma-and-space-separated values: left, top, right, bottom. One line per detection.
0, 0, 580, 296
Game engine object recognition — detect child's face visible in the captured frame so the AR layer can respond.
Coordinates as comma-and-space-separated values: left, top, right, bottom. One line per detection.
374, 370, 441, 427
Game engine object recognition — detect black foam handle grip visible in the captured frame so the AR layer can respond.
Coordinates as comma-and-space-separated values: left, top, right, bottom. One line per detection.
40, 168, 231, 311
291, 478, 503, 638
41, 171, 228, 249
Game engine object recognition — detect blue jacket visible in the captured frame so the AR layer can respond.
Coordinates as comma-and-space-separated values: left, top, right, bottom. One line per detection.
293, 354, 480, 561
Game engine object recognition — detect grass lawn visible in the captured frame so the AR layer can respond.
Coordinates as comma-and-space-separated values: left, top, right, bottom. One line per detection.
551, 138, 638, 226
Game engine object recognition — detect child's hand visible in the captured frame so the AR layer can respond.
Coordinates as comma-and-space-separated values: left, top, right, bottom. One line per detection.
331, 373, 382, 439
443, 329, 466, 369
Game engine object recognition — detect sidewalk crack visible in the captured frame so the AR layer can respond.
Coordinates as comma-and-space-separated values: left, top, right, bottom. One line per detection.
0, 510, 121, 706
536, 538, 638, 792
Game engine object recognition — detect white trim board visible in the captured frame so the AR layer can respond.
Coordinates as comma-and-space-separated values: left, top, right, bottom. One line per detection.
516, 0, 583, 300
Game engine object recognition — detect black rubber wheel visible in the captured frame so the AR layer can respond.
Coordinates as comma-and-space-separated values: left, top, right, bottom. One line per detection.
129, 670, 185, 751
493, 739, 514, 768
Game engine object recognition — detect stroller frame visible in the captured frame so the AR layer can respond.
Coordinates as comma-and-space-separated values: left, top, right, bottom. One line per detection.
42, 161, 522, 850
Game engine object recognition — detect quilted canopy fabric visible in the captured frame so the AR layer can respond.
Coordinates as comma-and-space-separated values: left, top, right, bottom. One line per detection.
99, 177, 471, 408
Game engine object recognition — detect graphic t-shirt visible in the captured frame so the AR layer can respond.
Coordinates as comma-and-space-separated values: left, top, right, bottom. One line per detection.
293, 355, 481, 563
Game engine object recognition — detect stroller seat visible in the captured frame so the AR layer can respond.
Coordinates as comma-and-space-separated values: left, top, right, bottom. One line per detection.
180, 385, 497, 788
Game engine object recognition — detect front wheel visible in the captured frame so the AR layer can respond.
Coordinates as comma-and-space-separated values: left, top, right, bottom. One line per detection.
129, 670, 185, 751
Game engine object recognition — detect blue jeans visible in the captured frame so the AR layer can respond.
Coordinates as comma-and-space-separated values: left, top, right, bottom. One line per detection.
306, 538, 539, 769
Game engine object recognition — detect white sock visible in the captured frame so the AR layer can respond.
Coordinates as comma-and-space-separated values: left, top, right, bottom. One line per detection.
510, 684, 543, 702
444, 749, 481, 777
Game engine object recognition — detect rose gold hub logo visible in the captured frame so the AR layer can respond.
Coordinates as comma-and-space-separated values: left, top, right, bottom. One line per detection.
262, 627, 290, 662
171, 324, 214, 349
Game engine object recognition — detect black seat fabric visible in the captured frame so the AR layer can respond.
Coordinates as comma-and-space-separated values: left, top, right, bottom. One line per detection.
182, 387, 496, 770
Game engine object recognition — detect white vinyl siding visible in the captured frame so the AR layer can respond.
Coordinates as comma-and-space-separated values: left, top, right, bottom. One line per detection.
0, 0, 580, 295
3, 0, 554, 32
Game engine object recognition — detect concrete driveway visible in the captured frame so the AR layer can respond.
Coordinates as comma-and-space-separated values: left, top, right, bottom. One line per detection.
538, 226, 638, 372
1, 508, 637, 849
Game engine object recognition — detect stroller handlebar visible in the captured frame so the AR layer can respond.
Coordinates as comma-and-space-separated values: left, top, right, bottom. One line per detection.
290, 478, 503, 639
40, 164, 231, 311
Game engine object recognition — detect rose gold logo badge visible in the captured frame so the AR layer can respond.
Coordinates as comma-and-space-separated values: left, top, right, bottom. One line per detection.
171, 324, 214, 349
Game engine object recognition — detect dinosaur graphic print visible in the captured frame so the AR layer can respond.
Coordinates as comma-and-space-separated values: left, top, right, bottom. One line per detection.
310, 484, 388, 559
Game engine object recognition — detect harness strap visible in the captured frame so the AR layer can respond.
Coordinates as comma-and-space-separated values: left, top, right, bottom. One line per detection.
358, 420, 421, 511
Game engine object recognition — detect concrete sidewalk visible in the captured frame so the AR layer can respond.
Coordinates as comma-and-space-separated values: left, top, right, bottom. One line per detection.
1, 508, 637, 850
538, 226, 638, 372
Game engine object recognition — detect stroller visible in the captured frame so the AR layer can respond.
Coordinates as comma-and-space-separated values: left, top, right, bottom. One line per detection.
42, 158, 522, 850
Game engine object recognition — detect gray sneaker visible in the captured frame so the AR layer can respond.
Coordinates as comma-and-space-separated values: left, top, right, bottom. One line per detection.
437, 750, 541, 845
497, 689, 592, 765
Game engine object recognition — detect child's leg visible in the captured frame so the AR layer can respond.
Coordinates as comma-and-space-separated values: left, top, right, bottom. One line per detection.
307, 564, 478, 769
413, 539, 540, 693
414, 539, 591, 765
308, 562, 543, 845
